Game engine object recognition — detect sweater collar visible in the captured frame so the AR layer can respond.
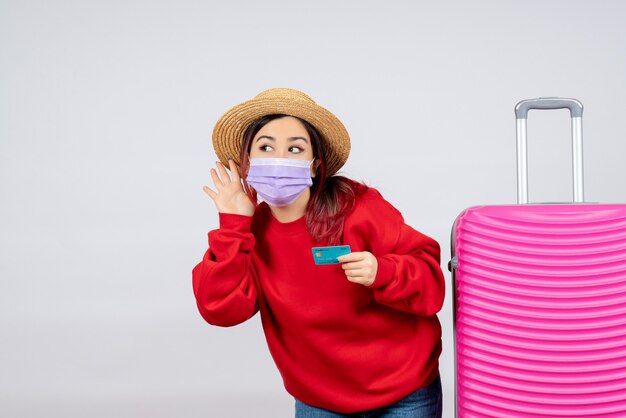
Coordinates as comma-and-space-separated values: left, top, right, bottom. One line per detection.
259, 202, 308, 235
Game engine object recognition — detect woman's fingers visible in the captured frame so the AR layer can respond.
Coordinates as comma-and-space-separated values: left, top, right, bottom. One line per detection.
344, 268, 373, 287
341, 259, 366, 278
216, 161, 232, 183
341, 261, 362, 271
337, 253, 359, 264
206, 160, 246, 203
344, 268, 365, 277
339, 253, 366, 269
203, 159, 255, 216
339, 252, 377, 287
210, 167, 224, 189
203, 185, 217, 199
226, 159, 244, 192
228, 159, 241, 182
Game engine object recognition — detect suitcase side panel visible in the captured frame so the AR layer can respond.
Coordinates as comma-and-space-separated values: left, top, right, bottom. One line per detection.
453, 204, 626, 417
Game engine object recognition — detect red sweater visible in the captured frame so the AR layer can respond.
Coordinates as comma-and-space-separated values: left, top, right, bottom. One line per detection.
192, 188, 445, 413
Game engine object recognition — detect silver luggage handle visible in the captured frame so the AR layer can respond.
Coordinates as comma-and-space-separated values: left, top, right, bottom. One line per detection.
515, 98, 583, 119
514, 97, 584, 204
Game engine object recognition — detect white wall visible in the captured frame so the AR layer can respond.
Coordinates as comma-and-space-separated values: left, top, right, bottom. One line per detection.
2, 1, 625, 417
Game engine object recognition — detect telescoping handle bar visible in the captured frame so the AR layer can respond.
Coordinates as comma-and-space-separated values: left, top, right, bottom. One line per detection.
514, 98, 584, 204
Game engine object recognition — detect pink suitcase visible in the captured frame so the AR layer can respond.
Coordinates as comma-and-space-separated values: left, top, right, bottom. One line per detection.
450, 98, 626, 417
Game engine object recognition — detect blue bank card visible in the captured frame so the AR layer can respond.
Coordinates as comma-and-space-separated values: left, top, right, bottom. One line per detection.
311, 245, 351, 265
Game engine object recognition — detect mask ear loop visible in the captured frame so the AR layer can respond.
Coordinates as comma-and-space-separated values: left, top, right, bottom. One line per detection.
309, 157, 317, 178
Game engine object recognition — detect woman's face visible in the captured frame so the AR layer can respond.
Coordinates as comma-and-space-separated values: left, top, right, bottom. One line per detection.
249, 116, 316, 175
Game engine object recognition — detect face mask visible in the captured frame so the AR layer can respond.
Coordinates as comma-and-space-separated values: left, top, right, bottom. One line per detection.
246, 158, 314, 207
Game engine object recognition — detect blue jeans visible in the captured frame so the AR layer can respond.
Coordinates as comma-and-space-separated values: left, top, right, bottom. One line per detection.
294, 375, 442, 418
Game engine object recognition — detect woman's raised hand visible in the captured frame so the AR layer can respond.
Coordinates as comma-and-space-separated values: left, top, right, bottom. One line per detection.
203, 159, 255, 217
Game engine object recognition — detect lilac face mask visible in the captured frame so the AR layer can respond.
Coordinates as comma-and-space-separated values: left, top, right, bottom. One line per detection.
246, 158, 314, 207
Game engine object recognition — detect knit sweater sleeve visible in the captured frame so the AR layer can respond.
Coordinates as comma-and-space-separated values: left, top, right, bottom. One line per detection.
192, 213, 259, 327
346, 189, 445, 316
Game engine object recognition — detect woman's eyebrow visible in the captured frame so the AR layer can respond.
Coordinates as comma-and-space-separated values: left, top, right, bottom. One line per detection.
288, 136, 309, 143
255, 135, 309, 143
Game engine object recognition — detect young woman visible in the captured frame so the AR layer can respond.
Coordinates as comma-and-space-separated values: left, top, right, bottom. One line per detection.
192, 88, 445, 417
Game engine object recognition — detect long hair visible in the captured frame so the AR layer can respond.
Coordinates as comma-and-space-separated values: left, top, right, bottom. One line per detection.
239, 114, 368, 245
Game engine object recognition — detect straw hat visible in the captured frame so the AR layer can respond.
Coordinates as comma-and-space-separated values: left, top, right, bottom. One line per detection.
212, 88, 351, 176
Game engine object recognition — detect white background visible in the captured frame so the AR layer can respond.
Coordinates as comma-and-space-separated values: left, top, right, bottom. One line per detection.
2, 1, 626, 417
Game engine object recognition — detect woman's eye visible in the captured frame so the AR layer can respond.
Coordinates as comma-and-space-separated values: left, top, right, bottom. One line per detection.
260, 145, 273, 152
289, 147, 303, 153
